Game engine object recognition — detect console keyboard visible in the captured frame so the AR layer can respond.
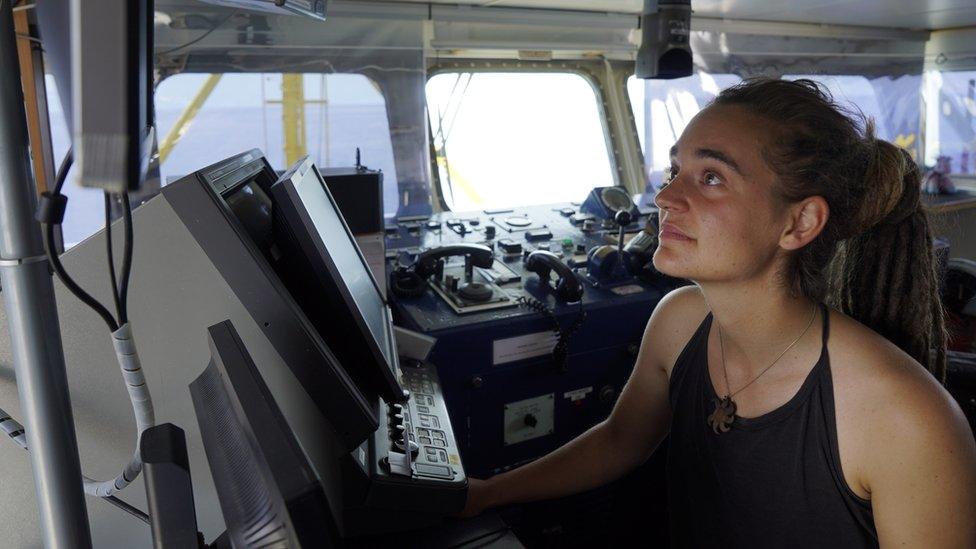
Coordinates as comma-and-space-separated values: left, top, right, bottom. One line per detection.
379, 361, 464, 480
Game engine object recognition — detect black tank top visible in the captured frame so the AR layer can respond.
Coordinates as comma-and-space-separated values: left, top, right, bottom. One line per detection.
667, 305, 877, 548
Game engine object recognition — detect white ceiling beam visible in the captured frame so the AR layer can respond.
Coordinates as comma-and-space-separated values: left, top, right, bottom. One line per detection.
692, 17, 929, 42
327, 2, 929, 41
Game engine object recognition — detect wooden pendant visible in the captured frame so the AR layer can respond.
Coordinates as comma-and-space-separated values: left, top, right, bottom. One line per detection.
707, 396, 737, 434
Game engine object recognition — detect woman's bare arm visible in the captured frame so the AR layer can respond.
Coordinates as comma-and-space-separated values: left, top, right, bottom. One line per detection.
863, 358, 976, 547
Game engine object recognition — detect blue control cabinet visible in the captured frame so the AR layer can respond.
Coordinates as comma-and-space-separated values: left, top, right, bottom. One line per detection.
385, 202, 677, 476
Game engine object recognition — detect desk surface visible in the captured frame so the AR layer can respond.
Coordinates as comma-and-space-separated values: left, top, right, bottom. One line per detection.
925, 188, 976, 214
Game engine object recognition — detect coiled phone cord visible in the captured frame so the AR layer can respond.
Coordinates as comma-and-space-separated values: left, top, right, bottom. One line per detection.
518, 296, 586, 372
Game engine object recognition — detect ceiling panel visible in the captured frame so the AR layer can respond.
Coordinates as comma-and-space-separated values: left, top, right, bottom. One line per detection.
360, 0, 976, 30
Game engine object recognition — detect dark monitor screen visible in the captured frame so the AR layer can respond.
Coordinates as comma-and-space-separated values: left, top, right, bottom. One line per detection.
270, 157, 404, 403
205, 152, 280, 274
224, 180, 276, 256
190, 320, 341, 548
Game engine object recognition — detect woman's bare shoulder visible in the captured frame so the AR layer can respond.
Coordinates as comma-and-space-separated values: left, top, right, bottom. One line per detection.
642, 285, 710, 375
827, 308, 976, 519
827, 309, 943, 397
827, 308, 972, 465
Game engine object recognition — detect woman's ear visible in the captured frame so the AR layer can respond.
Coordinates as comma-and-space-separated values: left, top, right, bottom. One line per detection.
781, 196, 829, 250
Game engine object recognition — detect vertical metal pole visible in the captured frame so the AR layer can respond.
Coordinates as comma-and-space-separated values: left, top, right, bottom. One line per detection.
0, 3, 93, 548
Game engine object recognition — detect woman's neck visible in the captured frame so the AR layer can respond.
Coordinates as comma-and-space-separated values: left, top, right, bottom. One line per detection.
698, 276, 817, 377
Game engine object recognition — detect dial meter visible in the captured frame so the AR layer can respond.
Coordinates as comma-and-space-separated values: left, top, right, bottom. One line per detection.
600, 187, 633, 213
579, 186, 639, 221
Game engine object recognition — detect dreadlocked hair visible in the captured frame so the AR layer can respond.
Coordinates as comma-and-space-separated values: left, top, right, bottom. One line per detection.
713, 77, 947, 382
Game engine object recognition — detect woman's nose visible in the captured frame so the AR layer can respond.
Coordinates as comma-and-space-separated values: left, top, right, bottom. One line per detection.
654, 175, 687, 212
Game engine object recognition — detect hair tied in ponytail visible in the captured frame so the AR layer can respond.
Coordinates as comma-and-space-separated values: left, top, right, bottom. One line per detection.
858, 138, 920, 232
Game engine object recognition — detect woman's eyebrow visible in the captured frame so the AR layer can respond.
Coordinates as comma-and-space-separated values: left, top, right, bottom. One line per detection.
669, 144, 745, 176
697, 148, 744, 176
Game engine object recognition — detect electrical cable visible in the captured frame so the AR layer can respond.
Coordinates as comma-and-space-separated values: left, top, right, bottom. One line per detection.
119, 194, 134, 325
105, 193, 123, 323
54, 148, 71, 194
103, 496, 150, 526
44, 222, 119, 332
0, 405, 150, 525
156, 12, 235, 57
518, 296, 586, 372
552, 299, 586, 369
35, 150, 156, 499
41, 152, 119, 332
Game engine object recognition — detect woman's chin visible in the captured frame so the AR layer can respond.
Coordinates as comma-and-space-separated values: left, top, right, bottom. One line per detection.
652, 251, 691, 279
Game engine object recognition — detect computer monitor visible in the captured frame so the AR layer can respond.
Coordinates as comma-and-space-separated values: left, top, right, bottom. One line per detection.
167, 150, 378, 449
191, 320, 343, 548
270, 156, 404, 404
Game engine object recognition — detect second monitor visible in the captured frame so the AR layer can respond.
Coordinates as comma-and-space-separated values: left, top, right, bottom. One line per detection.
270, 156, 405, 404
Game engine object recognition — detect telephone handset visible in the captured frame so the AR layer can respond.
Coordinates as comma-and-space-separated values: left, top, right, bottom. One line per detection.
389, 243, 495, 298
524, 251, 584, 303
414, 243, 494, 278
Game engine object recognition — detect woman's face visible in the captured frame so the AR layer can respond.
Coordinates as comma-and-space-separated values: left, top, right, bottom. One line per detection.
653, 105, 790, 284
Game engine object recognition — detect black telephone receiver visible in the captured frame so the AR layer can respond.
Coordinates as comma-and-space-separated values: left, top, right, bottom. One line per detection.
524, 251, 584, 303
414, 244, 494, 278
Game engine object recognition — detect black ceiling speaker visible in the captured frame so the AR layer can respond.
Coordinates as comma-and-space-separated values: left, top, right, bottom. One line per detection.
635, 0, 693, 79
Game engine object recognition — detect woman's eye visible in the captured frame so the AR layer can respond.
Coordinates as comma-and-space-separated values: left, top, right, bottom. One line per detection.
703, 172, 722, 186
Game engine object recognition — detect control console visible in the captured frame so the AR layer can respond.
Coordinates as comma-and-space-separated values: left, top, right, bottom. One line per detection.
384, 199, 685, 476
343, 359, 467, 535
389, 362, 463, 476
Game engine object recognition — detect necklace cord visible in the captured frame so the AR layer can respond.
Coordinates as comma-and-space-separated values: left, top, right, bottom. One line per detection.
717, 304, 819, 399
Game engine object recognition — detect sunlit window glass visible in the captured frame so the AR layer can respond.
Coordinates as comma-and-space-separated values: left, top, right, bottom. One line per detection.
784, 74, 922, 162
924, 71, 976, 173
426, 72, 614, 212
627, 73, 741, 191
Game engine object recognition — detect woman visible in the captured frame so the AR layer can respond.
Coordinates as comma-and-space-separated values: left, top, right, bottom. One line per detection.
462, 78, 976, 547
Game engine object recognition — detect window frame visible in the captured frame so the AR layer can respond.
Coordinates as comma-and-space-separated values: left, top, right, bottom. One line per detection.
923, 69, 976, 174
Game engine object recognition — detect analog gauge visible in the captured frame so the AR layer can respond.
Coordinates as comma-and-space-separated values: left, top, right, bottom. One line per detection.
600, 186, 633, 213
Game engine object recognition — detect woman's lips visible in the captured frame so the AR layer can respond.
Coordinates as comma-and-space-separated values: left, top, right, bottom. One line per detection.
659, 223, 693, 241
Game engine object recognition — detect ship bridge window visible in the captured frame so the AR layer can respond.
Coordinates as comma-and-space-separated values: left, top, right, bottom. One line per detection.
628, 73, 922, 192
784, 75, 921, 161
156, 73, 400, 216
924, 70, 976, 175
627, 73, 742, 192
425, 72, 614, 212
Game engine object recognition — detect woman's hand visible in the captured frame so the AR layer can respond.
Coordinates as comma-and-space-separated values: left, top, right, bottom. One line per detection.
459, 477, 493, 518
